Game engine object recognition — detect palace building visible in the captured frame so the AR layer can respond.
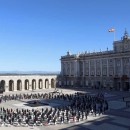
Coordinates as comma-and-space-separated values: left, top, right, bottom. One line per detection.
60, 30, 130, 91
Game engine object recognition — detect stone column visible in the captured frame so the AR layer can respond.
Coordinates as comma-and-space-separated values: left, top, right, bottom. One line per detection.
100, 59, 103, 88
121, 58, 123, 75
69, 62, 71, 76
77, 61, 79, 77
120, 58, 123, 91
107, 59, 109, 77
75, 60, 78, 77
107, 59, 110, 90
89, 60, 90, 77
14, 80, 17, 91
21, 80, 24, 91
42, 79, 45, 89
49, 79, 51, 89
65, 62, 67, 76
82, 61, 85, 87
29, 79, 32, 91
113, 58, 116, 76
53, 78, 55, 89
36, 79, 39, 90
74, 60, 79, 87
100, 59, 102, 77
83, 61, 85, 77
94, 59, 96, 77
5, 81, 9, 92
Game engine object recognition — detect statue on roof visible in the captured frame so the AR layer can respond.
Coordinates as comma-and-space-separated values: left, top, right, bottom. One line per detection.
67, 51, 71, 56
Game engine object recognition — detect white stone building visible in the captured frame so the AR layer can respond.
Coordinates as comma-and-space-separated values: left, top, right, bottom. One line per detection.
0, 74, 57, 93
60, 30, 130, 91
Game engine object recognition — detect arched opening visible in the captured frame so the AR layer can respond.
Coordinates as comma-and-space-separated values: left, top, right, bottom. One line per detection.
32, 79, 36, 90
45, 79, 49, 89
39, 79, 43, 89
17, 80, 22, 91
9, 80, 14, 91
25, 79, 29, 90
0, 80, 5, 93
51, 79, 55, 88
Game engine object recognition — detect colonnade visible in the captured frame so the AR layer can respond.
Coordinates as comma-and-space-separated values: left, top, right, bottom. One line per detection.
0, 75, 57, 93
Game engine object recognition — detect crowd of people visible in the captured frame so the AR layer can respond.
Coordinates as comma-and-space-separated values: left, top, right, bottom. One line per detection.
0, 91, 108, 127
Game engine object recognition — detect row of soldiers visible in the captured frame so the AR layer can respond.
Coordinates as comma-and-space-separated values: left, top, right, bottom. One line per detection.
0, 92, 75, 103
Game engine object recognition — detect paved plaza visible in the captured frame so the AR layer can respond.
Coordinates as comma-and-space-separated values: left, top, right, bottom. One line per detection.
0, 88, 130, 130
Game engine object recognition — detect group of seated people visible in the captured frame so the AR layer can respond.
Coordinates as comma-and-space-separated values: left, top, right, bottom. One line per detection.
0, 92, 108, 127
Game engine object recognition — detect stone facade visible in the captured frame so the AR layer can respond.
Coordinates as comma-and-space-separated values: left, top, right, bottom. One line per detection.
60, 30, 130, 91
0, 74, 57, 93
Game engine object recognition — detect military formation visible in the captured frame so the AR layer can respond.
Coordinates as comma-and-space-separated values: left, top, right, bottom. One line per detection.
0, 91, 108, 127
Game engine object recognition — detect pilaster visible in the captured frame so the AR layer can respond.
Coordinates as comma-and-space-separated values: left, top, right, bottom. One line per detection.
107, 58, 109, 77
5, 81, 9, 92
14, 80, 17, 91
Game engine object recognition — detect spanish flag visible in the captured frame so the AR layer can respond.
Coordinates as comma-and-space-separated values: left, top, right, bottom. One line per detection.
108, 28, 115, 32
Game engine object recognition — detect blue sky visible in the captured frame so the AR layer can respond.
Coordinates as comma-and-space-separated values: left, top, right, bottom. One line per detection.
0, 0, 130, 72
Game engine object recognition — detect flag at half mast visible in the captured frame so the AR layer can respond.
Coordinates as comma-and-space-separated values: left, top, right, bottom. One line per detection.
108, 28, 115, 32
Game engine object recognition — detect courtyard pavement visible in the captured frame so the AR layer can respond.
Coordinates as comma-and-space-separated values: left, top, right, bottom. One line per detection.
0, 88, 130, 130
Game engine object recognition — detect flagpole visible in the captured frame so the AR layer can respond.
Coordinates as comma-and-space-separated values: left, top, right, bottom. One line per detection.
108, 28, 116, 41
114, 30, 116, 41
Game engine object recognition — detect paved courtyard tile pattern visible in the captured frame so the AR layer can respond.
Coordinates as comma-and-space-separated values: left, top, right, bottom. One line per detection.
0, 88, 130, 130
